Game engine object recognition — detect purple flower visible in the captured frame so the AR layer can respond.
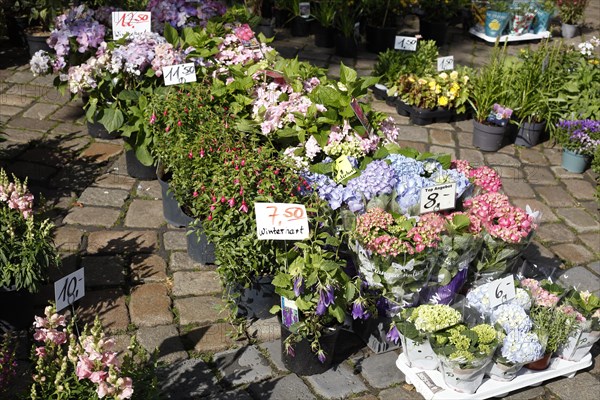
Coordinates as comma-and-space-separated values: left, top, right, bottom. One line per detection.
285, 343, 295, 357
386, 324, 401, 344
351, 299, 371, 320
556, 119, 600, 156
317, 350, 327, 364
316, 286, 335, 315
293, 276, 304, 297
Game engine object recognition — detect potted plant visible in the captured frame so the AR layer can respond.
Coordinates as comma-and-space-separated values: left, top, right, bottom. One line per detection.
0, 169, 60, 329
557, 290, 600, 361
20, 0, 69, 56
362, 0, 414, 53
484, 0, 511, 38
279, 0, 313, 37
556, 0, 589, 38
333, 1, 362, 57
416, 0, 465, 45
271, 197, 360, 375
469, 43, 511, 151
532, 0, 554, 33
430, 322, 500, 393
0, 332, 17, 396
507, 1, 536, 36
389, 304, 462, 370
29, 304, 159, 399
555, 119, 600, 173
312, 0, 337, 47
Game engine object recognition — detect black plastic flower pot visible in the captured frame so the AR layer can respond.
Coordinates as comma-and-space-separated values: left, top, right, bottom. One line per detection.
87, 119, 121, 140
157, 164, 194, 228
290, 16, 311, 37
335, 34, 358, 58
472, 121, 506, 152
314, 24, 335, 48
280, 322, 341, 376
25, 32, 51, 58
352, 315, 399, 354
371, 84, 388, 101
186, 222, 215, 264
0, 286, 35, 330
365, 25, 397, 54
231, 276, 278, 319
514, 121, 546, 148
419, 19, 448, 46
125, 149, 156, 181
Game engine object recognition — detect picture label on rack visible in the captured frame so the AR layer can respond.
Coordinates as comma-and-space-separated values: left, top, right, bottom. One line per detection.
416, 372, 443, 394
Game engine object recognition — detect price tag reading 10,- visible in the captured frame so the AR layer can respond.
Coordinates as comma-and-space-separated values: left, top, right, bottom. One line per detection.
255, 203, 309, 240
488, 275, 516, 309
54, 267, 85, 312
419, 182, 456, 214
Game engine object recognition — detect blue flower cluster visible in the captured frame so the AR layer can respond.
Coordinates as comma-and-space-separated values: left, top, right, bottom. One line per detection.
345, 160, 397, 213
466, 284, 531, 316
500, 330, 545, 364
491, 303, 532, 333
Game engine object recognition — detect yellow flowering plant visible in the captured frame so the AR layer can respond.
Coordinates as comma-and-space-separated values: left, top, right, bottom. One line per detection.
430, 323, 501, 369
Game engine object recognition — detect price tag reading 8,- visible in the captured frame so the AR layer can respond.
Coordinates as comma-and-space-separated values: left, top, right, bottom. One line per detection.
488, 275, 516, 309
54, 267, 85, 312
255, 203, 309, 240
419, 182, 456, 214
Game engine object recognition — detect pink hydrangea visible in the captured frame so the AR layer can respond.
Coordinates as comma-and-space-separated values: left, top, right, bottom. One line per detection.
234, 24, 254, 41
469, 165, 502, 193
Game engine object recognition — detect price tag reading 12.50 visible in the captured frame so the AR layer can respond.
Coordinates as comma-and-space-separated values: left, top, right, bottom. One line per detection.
54, 267, 85, 312
488, 275, 516, 309
255, 203, 309, 240
419, 182, 456, 214
112, 11, 151, 40
163, 63, 197, 86
394, 36, 418, 51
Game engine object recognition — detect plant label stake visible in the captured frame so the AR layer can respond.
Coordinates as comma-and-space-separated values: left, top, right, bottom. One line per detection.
488, 275, 516, 309
163, 63, 197, 86
335, 155, 356, 182
255, 203, 309, 240
419, 183, 456, 214
112, 11, 151, 40
54, 268, 85, 312
394, 36, 418, 51
350, 99, 375, 137
281, 296, 299, 328
437, 56, 454, 71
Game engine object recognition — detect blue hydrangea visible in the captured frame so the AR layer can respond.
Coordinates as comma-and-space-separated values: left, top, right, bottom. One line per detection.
385, 154, 425, 177
501, 330, 545, 364
344, 160, 397, 213
394, 175, 434, 214
302, 172, 345, 210
491, 303, 532, 334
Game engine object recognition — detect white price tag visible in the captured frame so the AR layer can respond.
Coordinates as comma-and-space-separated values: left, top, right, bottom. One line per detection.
299, 2, 311, 18
255, 203, 309, 240
437, 56, 454, 71
419, 182, 456, 214
162, 63, 197, 86
488, 275, 516, 309
54, 268, 85, 312
394, 36, 418, 51
112, 11, 151, 40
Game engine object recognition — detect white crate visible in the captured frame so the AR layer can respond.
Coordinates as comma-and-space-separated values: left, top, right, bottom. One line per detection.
469, 27, 551, 43
395, 352, 592, 400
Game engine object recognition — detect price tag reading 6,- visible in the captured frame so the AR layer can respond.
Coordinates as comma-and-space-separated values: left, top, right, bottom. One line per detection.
255, 203, 309, 240
54, 267, 85, 312
488, 275, 516, 309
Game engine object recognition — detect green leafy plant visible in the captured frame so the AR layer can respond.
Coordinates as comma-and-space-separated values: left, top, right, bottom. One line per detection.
556, 0, 588, 24
430, 323, 500, 369
312, 0, 337, 27
372, 40, 438, 88
417, 0, 467, 23
334, 0, 362, 37
0, 169, 59, 293
390, 304, 462, 344
529, 304, 578, 353
361, 0, 416, 27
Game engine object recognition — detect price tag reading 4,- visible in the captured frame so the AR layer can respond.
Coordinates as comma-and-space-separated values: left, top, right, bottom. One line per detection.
255, 203, 309, 240
488, 275, 516, 309
54, 267, 85, 312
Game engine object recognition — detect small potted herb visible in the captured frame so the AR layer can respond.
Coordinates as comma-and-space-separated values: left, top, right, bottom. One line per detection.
555, 119, 600, 173
312, 0, 337, 47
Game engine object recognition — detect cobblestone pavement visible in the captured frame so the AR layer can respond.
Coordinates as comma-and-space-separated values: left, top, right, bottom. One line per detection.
1, 9, 600, 400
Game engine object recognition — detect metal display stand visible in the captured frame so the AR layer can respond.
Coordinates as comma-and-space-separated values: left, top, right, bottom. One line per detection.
395, 352, 592, 400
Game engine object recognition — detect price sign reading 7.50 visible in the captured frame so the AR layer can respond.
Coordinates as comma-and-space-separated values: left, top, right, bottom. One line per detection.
255, 203, 309, 240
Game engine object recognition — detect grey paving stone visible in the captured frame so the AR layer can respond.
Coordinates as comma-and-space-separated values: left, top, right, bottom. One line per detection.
63, 206, 120, 228
22, 102, 59, 120
494, 166, 524, 181
248, 374, 316, 400
305, 362, 368, 399
524, 165, 557, 185
81, 256, 125, 287
125, 199, 165, 228
562, 179, 598, 201
395, 125, 429, 143
130, 253, 167, 283
136, 180, 162, 199
49, 105, 85, 122
546, 372, 600, 400
455, 131, 475, 149
588, 261, 600, 277
517, 148, 549, 166
0, 127, 44, 143
535, 223, 577, 245
136, 325, 187, 364
551, 165, 587, 180
186, 322, 239, 353
169, 251, 204, 271
53, 226, 83, 253
2, 92, 35, 108
78, 186, 130, 208
458, 148, 485, 165
247, 316, 281, 342
158, 359, 220, 399
5, 71, 35, 84
535, 185, 577, 208
214, 345, 274, 387
502, 385, 546, 400
202, 389, 253, 400
485, 152, 520, 167
0, 105, 23, 116
378, 386, 424, 400
7, 116, 56, 132
358, 351, 405, 389
558, 266, 600, 295
79, 142, 123, 163
129, 283, 173, 326
172, 270, 222, 297
258, 340, 288, 373
501, 180, 536, 199
93, 172, 136, 191
429, 129, 455, 146
174, 296, 227, 326
76, 288, 129, 333
86, 230, 158, 254
163, 230, 188, 251
556, 208, 600, 233
579, 232, 600, 254
552, 243, 596, 266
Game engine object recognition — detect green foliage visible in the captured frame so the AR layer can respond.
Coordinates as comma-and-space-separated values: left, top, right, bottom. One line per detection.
372, 41, 438, 87
530, 304, 578, 353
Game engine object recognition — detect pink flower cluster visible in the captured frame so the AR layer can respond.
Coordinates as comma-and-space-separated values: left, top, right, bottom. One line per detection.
407, 213, 446, 252
0, 170, 34, 218
520, 278, 560, 307
451, 159, 502, 193
234, 24, 255, 41
464, 192, 534, 243
33, 307, 67, 345
559, 305, 587, 323
215, 30, 273, 66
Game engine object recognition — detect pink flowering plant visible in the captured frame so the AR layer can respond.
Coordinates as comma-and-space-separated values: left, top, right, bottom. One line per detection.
451, 159, 502, 195
30, 305, 159, 400
0, 169, 59, 293
0, 332, 17, 396
146, 0, 228, 33
563, 289, 600, 331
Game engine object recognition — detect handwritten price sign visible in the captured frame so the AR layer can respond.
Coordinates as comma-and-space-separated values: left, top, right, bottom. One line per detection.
112, 11, 151, 40
54, 268, 85, 312
437, 56, 454, 71
419, 182, 456, 214
488, 275, 516, 308
255, 203, 309, 240
163, 63, 197, 86
395, 36, 418, 51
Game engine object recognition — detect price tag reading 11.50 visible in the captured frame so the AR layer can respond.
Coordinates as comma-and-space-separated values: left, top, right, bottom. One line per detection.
488, 275, 516, 309
419, 182, 456, 214
54, 267, 85, 312
163, 63, 197, 86
255, 203, 309, 240
394, 36, 418, 51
